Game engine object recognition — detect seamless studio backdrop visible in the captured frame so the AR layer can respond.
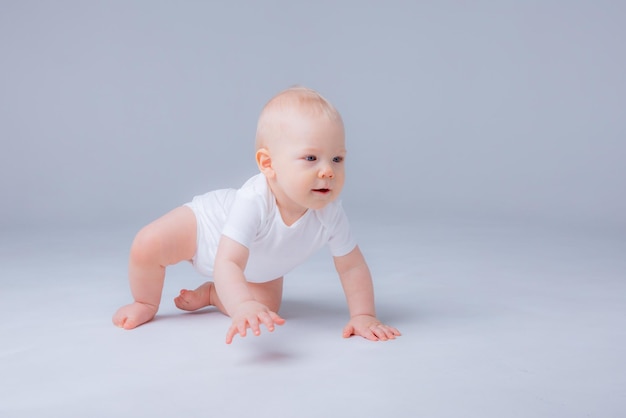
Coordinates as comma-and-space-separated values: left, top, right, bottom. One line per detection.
1, 2, 625, 418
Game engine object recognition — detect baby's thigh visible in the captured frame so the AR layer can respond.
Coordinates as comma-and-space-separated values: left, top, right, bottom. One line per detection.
248, 277, 284, 312
134, 206, 198, 266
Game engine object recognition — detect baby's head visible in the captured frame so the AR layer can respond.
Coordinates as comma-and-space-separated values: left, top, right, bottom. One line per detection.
255, 87, 347, 216
255, 86, 343, 150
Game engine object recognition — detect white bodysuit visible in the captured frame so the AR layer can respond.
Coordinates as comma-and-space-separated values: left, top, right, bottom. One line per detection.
184, 174, 356, 283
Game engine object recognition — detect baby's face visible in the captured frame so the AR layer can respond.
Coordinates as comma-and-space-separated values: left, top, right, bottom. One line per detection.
267, 112, 346, 215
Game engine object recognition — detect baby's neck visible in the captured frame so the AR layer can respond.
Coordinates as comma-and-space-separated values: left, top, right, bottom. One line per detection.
277, 205, 308, 227
266, 178, 308, 226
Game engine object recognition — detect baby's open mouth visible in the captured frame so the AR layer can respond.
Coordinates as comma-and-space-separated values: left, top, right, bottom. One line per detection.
313, 188, 330, 193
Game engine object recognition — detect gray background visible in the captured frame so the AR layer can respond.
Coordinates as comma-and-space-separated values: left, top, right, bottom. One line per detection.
2, 3, 626, 417
2, 1, 625, 232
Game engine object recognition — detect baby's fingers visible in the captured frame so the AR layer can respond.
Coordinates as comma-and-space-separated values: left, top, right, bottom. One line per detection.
371, 325, 390, 341
343, 324, 376, 341
225, 317, 254, 344
342, 324, 355, 338
357, 327, 379, 341
386, 325, 402, 337
257, 311, 285, 334
371, 324, 401, 341
269, 311, 286, 326
344, 322, 401, 341
225, 323, 240, 344
257, 311, 276, 333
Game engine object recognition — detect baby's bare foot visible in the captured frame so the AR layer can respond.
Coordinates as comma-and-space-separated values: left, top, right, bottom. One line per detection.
174, 281, 214, 312
113, 302, 158, 330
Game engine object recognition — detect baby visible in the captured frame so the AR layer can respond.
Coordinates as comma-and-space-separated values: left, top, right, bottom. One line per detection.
113, 86, 401, 344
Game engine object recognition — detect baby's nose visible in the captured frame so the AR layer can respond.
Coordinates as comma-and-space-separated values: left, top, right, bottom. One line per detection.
319, 165, 334, 178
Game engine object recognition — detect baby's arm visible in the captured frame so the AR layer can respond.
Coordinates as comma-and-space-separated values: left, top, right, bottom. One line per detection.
334, 246, 401, 341
214, 235, 285, 344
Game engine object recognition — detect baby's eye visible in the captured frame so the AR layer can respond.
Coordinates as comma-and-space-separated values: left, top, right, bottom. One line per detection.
305, 155, 317, 162
332, 156, 344, 163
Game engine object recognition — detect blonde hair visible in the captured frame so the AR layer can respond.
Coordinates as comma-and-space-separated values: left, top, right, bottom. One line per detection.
255, 86, 343, 150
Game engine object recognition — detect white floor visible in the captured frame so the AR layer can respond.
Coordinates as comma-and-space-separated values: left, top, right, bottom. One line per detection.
1, 218, 625, 418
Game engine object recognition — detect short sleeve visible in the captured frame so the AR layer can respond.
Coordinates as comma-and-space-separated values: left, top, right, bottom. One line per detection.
221, 188, 265, 248
326, 201, 357, 257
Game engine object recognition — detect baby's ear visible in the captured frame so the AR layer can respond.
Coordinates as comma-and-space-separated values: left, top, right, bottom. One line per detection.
256, 148, 275, 178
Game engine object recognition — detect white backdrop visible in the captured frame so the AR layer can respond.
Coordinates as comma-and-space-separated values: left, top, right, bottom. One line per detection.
1, 1, 625, 230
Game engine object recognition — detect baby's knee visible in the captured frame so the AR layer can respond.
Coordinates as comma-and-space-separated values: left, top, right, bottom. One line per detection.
130, 225, 163, 264
254, 279, 283, 313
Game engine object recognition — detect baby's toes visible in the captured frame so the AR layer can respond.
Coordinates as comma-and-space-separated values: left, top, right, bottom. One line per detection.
113, 312, 136, 329
112, 314, 125, 328
112, 303, 156, 329
122, 317, 142, 329
174, 291, 191, 308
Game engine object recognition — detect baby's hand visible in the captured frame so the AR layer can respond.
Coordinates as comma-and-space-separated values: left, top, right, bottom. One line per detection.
226, 300, 285, 344
343, 314, 401, 341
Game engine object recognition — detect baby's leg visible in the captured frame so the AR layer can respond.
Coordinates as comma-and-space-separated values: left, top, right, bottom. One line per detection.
175, 277, 284, 316
113, 206, 197, 329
